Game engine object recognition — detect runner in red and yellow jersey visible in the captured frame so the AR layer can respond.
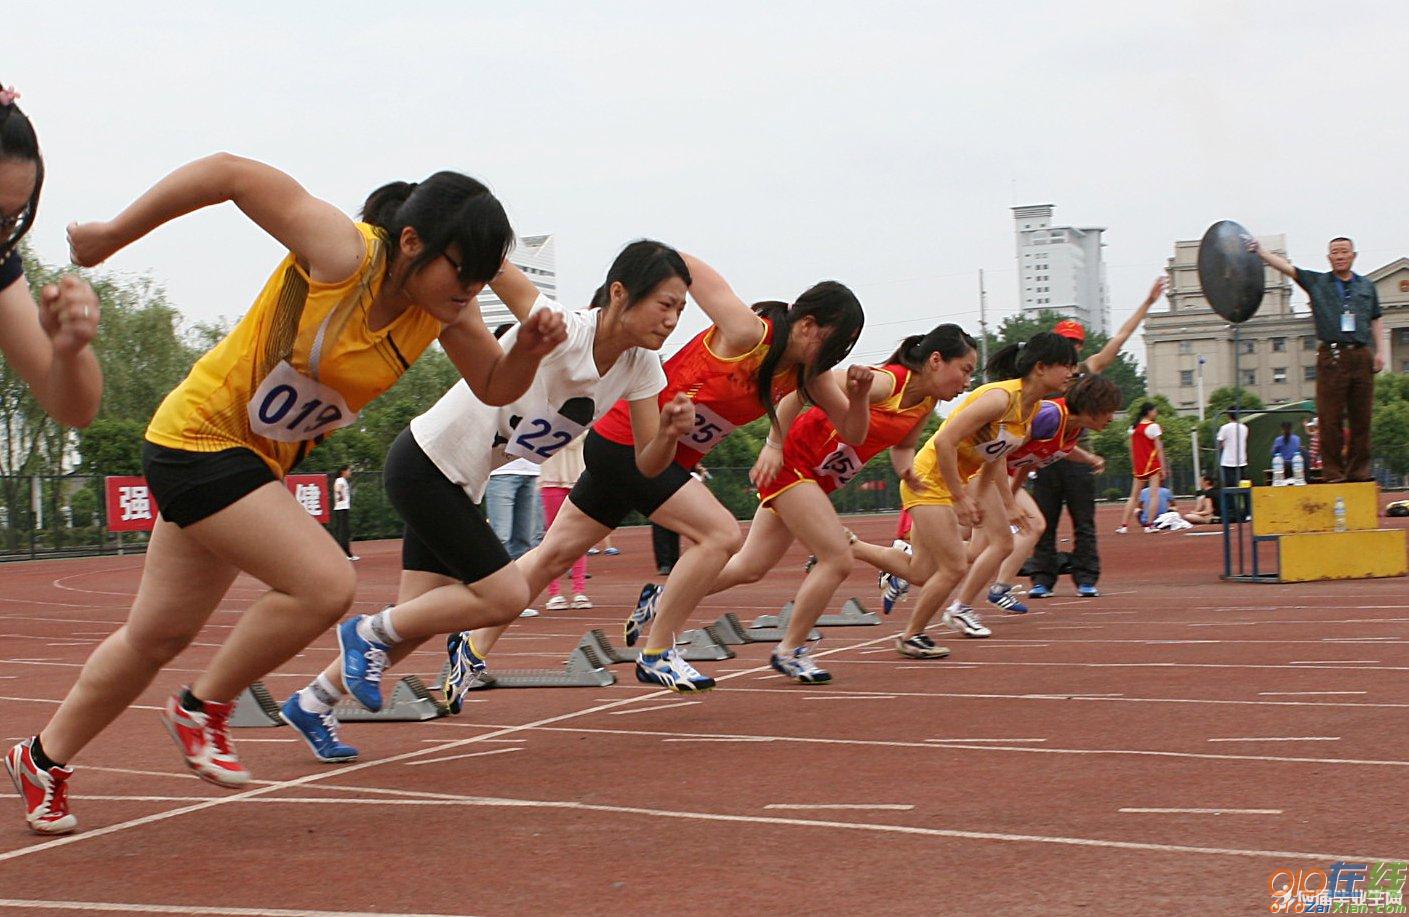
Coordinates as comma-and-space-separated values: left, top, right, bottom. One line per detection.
466, 253, 866, 692
8, 153, 565, 836
1118, 401, 1167, 533
703, 324, 977, 682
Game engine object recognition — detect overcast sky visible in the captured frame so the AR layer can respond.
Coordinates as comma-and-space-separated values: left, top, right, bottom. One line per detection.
10, 2, 1406, 366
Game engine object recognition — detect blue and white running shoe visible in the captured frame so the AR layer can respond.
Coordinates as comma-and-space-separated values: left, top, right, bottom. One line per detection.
624, 583, 662, 647
1028, 583, 1053, 599
879, 571, 910, 615
941, 602, 991, 638
443, 631, 488, 714
770, 644, 831, 684
986, 584, 1029, 614
338, 617, 390, 712
1076, 584, 1101, 598
634, 648, 715, 692
280, 695, 357, 763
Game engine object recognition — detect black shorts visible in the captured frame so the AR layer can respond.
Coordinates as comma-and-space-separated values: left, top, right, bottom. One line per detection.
569, 430, 693, 528
141, 441, 278, 528
384, 428, 511, 583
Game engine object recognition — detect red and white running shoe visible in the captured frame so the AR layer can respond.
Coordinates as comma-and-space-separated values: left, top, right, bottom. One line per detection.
160, 691, 251, 788
5, 738, 78, 835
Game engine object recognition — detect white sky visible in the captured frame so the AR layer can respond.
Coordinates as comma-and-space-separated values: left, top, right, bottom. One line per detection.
11, 2, 1407, 366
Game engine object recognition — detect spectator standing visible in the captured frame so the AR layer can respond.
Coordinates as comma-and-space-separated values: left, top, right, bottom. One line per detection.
1270, 421, 1305, 485
539, 437, 590, 610
1217, 410, 1250, 521
331, 466, 357, 560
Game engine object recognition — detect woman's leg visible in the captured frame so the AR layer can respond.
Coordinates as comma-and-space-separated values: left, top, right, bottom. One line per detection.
953, 483, 1020, 608
1118, 476, 1145, 529
995, 488, 1044, 584
900, 505, 969, 640
766, 484, 855, 653
539, 487, 569, 597
706, 503, 795, 595
641, 478, 743, 653
1142, 470, 1163, 529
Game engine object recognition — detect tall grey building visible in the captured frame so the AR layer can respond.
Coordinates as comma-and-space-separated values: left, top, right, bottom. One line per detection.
478, 234, 556, 328
1012, 204, 1110, 335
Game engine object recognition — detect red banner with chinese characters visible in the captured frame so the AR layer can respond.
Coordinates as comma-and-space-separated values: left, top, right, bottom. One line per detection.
285, 474, 331, 523
104, 476, 159, 532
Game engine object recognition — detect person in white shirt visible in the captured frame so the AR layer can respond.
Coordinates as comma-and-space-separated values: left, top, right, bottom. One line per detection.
1217, 409, 1250, 521
330, 466, 356, 560
281, 241, 693, 762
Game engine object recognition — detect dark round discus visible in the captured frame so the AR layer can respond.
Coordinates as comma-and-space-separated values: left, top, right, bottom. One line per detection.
1197, 220, 1265, 323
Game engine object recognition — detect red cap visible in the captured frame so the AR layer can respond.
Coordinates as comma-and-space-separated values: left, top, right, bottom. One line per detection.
1053, 319, 1086, 345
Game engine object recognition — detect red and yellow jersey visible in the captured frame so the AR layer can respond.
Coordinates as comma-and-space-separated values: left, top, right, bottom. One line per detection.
1130, 418, 1163, 478
593, 315, 797, 468
759, 364, 935, 503
1006, 398, 1081, 473
146, 222, 442, 476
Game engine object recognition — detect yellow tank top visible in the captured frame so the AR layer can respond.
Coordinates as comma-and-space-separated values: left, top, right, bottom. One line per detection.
146, 222, 443, 475
912, 378, 1036, 490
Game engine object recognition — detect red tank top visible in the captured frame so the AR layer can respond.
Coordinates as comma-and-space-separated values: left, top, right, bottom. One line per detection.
1006, 399, 1080, 472
1130, 418, 1162, 476
594, 316, 797, 468
766, 364, 936, 496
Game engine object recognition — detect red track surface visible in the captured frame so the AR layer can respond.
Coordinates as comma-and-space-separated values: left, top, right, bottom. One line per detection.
1, 505, 1408, 915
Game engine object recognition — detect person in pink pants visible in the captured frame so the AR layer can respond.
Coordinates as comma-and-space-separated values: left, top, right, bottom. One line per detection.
539, 436, 590, 609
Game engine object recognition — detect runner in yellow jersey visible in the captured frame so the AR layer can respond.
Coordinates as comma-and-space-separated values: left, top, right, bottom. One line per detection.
851, 332, 1078, 655
7, 153, 566, 835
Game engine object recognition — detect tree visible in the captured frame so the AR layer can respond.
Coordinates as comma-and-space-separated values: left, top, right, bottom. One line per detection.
985, 309, 1146, 406
1372, 373, 1409, 479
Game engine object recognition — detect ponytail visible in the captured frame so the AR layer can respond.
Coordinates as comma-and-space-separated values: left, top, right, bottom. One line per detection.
888, 323, 977, 370
986, 331, 1079, 381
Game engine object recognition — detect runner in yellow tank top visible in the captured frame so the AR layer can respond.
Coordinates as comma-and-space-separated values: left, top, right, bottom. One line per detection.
11, 153, 568, 834
851, 332, 1079, 656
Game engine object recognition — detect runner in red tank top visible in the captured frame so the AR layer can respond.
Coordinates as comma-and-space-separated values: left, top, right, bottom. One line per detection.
467, 252, 866, 693
1118, 401, 1166, 533
698, 325, 977, 682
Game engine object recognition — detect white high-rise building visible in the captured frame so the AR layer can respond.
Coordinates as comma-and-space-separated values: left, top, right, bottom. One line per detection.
478, 234, 556, 328
1012, 204, 1110, 335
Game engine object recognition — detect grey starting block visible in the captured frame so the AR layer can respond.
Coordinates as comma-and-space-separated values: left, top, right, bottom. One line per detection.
230, 681, 284, 728
751, 597, 881, 630
709, 612, 819, 645
338, 675, 445, 722
577, 628, 634, 664
578, 626, 735, 663
476, 644, 616, 689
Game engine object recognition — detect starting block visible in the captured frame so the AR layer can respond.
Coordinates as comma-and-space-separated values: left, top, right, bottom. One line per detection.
709, 612, 819, 645
230, 675, 446, 728
577, 627, 735, 663
475, 644, 616, 689
750, 597, 880, 630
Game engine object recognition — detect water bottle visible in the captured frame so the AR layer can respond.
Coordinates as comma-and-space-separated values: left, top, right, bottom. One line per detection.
1333, 497, 1347, 533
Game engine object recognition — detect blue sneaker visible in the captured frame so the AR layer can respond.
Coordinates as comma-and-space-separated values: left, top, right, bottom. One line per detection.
635, 648, 715, 692
770, 644, 831, 684
1076, 584, 1100, 598
879, 570, 910, 615
280, 695, 357, 763
338, 617, 390, 712
986, 584, 1029, 614
443, 631, 489, 714
624, 583, 662, 647
1028, 584, 1053, 599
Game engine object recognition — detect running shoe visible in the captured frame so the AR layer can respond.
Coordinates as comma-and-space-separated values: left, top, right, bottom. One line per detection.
5, 739, 77, 835
604, 546, 621, 556
895, 634, 951, 659
338, 617, 390, 712
518, 608, 540, 618
1114, 525, 1128, 534
279, 695, 358, 763
879, 571, 910, 615
1143, 526, 1158, 534
571, 594, 593, 609
986, 584, 1029, 614
770, 644, 831, 683
624, 583, 662, 647
545, 595, 569, 611
634, 648, 715, 692
443, 631, 489, 714
1028, 583, 1053, 599
160, 691, 250, 788
1076, 584, 1100, 598
941, 602, 991, 638
587, 548, 601, 556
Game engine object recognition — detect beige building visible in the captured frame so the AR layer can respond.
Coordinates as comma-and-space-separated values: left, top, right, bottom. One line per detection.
1145, 237, 1409, 411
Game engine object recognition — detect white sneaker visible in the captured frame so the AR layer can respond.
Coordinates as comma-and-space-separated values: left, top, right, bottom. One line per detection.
941, 602, 991, 638
545, 595, 569, 612
1115, 525, 1128, 534
571, 594, 593, 609
518, 608, 540, 619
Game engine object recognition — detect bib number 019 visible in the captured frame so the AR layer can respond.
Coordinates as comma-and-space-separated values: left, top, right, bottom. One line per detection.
256, 385, 344, 436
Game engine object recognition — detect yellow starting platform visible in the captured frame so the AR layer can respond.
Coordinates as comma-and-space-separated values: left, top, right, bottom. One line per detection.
1223, 482, 1408, 583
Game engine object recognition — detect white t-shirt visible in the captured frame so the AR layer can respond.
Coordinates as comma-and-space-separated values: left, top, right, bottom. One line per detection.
1217, 421, 1249, 467
333, 477, 351, 511
411, 295, 667, 500
490, 457, 542, 478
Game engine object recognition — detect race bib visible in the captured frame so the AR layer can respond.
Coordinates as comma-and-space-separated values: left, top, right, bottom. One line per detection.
504, 398, 593, 464
975, 426, 1025, 463
678, 402, 737, 455
815, 443, 863, 488
247, 361, 357, 443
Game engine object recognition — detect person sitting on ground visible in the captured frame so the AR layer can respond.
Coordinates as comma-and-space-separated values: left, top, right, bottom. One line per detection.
1136, 483, 1174, 527
1182, 473, 1219, 525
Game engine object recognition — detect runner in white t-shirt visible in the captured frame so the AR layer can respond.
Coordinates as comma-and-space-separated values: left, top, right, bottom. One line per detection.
281, 241, 695, 761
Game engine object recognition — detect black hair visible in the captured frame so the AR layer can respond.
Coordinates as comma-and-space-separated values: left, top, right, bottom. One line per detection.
753, 280, 864, 425
1329, 236, 1355, 249
491, 322, 513, 340
590, 239, 691, 310
360, 171, 513, 290
1065, 374, 1123, 417
888, 323, 977, 370
1225, 408, 1239, 419
985, 331, 1079, 381
1280, 420, 1292, 432
1136, 401, 1157, 420
337, 464, 350, 474
0, 87, 42, 259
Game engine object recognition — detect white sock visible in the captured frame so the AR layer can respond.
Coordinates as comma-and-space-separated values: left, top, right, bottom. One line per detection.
298, 674, 342, 714
356, 609, 401, 646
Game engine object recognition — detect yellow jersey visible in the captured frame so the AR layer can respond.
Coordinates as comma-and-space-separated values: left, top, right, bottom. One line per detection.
902, 379, 1036, 508
146, 222, 442, 475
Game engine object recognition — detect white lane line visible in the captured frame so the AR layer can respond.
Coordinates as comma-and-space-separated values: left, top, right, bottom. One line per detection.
832, 659, 1409, 674
1289, 660, 1380, 665
419, 738, 524, 744
0, 898, 473, 916
801, 695, 898, 701
1208, 737, 1341, 743
405, 748, 524, 767
1260, 691, 1367, 696
927, 738, 1047, 744
662, 737, 775, 743
0, 695, 163, 711
607, 701, 702, 716
764, 804, 914, 811
1119, 808, 1283, 815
